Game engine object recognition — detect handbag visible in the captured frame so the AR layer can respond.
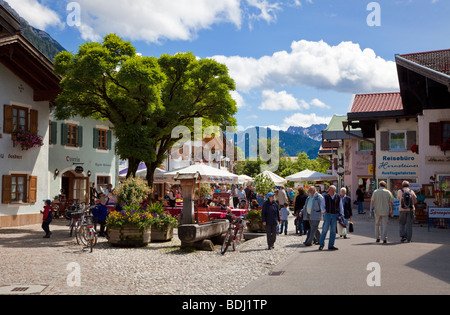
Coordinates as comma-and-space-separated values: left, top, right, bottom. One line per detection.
349, 222, 354, 233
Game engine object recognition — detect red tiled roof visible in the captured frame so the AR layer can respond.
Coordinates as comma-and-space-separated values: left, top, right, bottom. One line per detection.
399, 49, 450, 76
350, 92, 403, 113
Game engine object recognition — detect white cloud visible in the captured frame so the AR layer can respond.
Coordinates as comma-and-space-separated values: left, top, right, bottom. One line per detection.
282, 113, 332, 129
212, 40, 400, 94
6, 0, 63, 30
230, 90, 246, 109
259, 90, 330, 111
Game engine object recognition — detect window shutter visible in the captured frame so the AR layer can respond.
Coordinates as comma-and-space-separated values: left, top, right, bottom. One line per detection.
28, 176, 37, 203
3, 105, 13, 134
107, 130, 112, 150
93, 128, 99, 149
429, 122, 442, 145
77, 125, 83, 147
51, 121, 58, 144
30, 109, 38, 134
61, 123, 68, 145
406, 131, 416, 149
2, 175, 12, 204
380, 131, 390, 151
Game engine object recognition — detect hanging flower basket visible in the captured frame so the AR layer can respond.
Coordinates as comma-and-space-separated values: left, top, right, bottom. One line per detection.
12, 129, 44, 151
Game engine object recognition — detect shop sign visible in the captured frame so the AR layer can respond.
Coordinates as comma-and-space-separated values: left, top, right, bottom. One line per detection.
425, 156, 450, 165
74, 166, 84, 174
377, 155, 419, 177
428, 207, 450, 219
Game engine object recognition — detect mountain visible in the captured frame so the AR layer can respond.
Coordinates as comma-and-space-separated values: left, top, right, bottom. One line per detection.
0, 0, 65, 60
234, 126, 322, 159
285, 124, 327, 142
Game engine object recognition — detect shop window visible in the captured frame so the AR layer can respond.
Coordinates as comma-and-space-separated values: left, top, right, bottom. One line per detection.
2, 175, 37, 204
97, 176, 111, 194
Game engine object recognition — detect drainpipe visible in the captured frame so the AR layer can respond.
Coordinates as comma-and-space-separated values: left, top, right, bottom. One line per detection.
342, 121, 377, 183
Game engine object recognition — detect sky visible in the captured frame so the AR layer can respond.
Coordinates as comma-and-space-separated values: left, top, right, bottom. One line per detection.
6, 0, 450, 131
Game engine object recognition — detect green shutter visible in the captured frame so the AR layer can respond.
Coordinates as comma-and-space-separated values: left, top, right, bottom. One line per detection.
61, 123, 68, 146
51, 121, 57, 145
107, 130, 112, 150
93, 128, 99, 149
77, 125, 83, 147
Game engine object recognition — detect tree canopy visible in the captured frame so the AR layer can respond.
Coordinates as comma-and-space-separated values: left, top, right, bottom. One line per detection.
54, 34, 238, 184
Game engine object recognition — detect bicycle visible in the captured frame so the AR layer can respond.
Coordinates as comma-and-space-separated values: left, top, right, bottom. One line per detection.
221, 214, 247, 255
77, 206, 98, 252
66, 202, 86, 238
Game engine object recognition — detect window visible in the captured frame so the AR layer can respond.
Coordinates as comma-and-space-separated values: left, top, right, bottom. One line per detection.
67, 124, 78, 147
98, 129, 107, 150
359, 140, 374, 151
61, 123, 83, 147
11, 174, 27, 202
429, 121, 450, 146
3, 105, 38, 135
390, 131, 406, 150
49, 121, 57, 145
93, 128, 112, 150
12, 106, 28, 131
97, 176, 111, 194
2, 175, 37, 204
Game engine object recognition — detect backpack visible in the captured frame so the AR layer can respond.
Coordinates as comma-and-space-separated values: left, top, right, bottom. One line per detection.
401, 189, 413, 209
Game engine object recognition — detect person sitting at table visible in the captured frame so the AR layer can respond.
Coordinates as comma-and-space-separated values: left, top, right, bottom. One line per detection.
106, 189, 117, 207
92, 195, 109, 237
250, 199, 259, 210
217, 198, 228, 211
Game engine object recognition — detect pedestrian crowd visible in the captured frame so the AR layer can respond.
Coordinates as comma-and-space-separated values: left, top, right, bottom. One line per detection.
260, 180, 418, 251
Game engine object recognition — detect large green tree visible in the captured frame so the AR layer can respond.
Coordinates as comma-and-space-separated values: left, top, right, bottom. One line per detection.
54, 34, 237, 184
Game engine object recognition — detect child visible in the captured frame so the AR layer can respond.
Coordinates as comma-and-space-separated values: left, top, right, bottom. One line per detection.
279, 203, 291, 235
92, 195, 109, 237
41, 200, 53, 238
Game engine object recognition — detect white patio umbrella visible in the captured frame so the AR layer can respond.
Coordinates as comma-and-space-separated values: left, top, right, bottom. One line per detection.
238, 175, 254, 184
135, 167, 166, 178
285, 169, 338, 182
153, 163, 239, 184
257, 170, 287, 186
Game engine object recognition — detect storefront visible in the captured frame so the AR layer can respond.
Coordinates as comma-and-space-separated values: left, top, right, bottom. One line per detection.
49, 115, 119, 203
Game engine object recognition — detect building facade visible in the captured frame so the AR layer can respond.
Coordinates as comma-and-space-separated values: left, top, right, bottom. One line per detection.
0, 6, 60, 227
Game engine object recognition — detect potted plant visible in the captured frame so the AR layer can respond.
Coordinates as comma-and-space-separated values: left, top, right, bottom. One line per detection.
147, 202, 179, 242
12, 128, 44, 151
246, 209, 265, 233
106, 177, 154, 247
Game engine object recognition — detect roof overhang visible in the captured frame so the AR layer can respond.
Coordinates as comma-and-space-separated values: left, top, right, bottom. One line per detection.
0, 34, 61, 102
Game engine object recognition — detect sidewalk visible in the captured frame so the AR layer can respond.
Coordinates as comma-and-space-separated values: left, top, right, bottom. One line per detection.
238, 214, 450, 295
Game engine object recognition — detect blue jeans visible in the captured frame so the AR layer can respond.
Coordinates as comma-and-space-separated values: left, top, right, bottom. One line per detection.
297, 216, 304, 234
320, 213, 339, 248
357, 201, 364, 214
280, 220, 288, 235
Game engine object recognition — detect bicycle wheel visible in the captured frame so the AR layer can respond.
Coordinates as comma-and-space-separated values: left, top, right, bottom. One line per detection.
89, 229, 98, 252
233, 227, 244, 251
221, 229, 232, 255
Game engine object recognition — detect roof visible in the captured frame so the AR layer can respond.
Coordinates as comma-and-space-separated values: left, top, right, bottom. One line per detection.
322, 115, 362, 141
350, 92, 403, 113
0, 5, 61, 102
399, 49, 450, 76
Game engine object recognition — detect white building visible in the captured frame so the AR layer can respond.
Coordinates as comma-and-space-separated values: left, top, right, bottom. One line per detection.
0, 6, 61, 227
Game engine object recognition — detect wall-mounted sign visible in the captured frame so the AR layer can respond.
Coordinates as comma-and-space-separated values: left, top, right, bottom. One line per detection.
74, 166, 84, 174
377, 154, 419, 177
425, 156, 450, 165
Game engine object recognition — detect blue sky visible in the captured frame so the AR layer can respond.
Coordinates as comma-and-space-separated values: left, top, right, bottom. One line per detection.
7, 0, 450, 131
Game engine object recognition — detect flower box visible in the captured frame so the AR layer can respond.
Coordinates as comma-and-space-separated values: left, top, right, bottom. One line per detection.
108, 225, 151, 248
151, 225, 174, 242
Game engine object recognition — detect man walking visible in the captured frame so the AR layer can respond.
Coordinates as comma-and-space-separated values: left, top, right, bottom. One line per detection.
301, 186, 324, 247
370, 181, 394, 243
397, 181, 417, 243
262, 192, 280, 250
319, 185, 342, 251
338, 187, 353, 239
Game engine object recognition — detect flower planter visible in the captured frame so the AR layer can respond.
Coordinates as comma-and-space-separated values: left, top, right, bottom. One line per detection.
247, 221, 265, 233
108, 225, 151, 248
151, 225, 174, 242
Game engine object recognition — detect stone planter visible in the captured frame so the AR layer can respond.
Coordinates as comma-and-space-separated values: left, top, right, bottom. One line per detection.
108, 225, 151, 248
151, 225, 174, 242
247, 220, 265, 233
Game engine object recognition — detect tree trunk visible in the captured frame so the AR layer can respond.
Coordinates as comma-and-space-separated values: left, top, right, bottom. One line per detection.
127, 157, 141, 178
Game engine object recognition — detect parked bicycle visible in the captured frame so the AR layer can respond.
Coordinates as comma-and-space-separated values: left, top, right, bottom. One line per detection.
66, 202, 86, 238
77, 206, 98, 252
221, 214, 247, 255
